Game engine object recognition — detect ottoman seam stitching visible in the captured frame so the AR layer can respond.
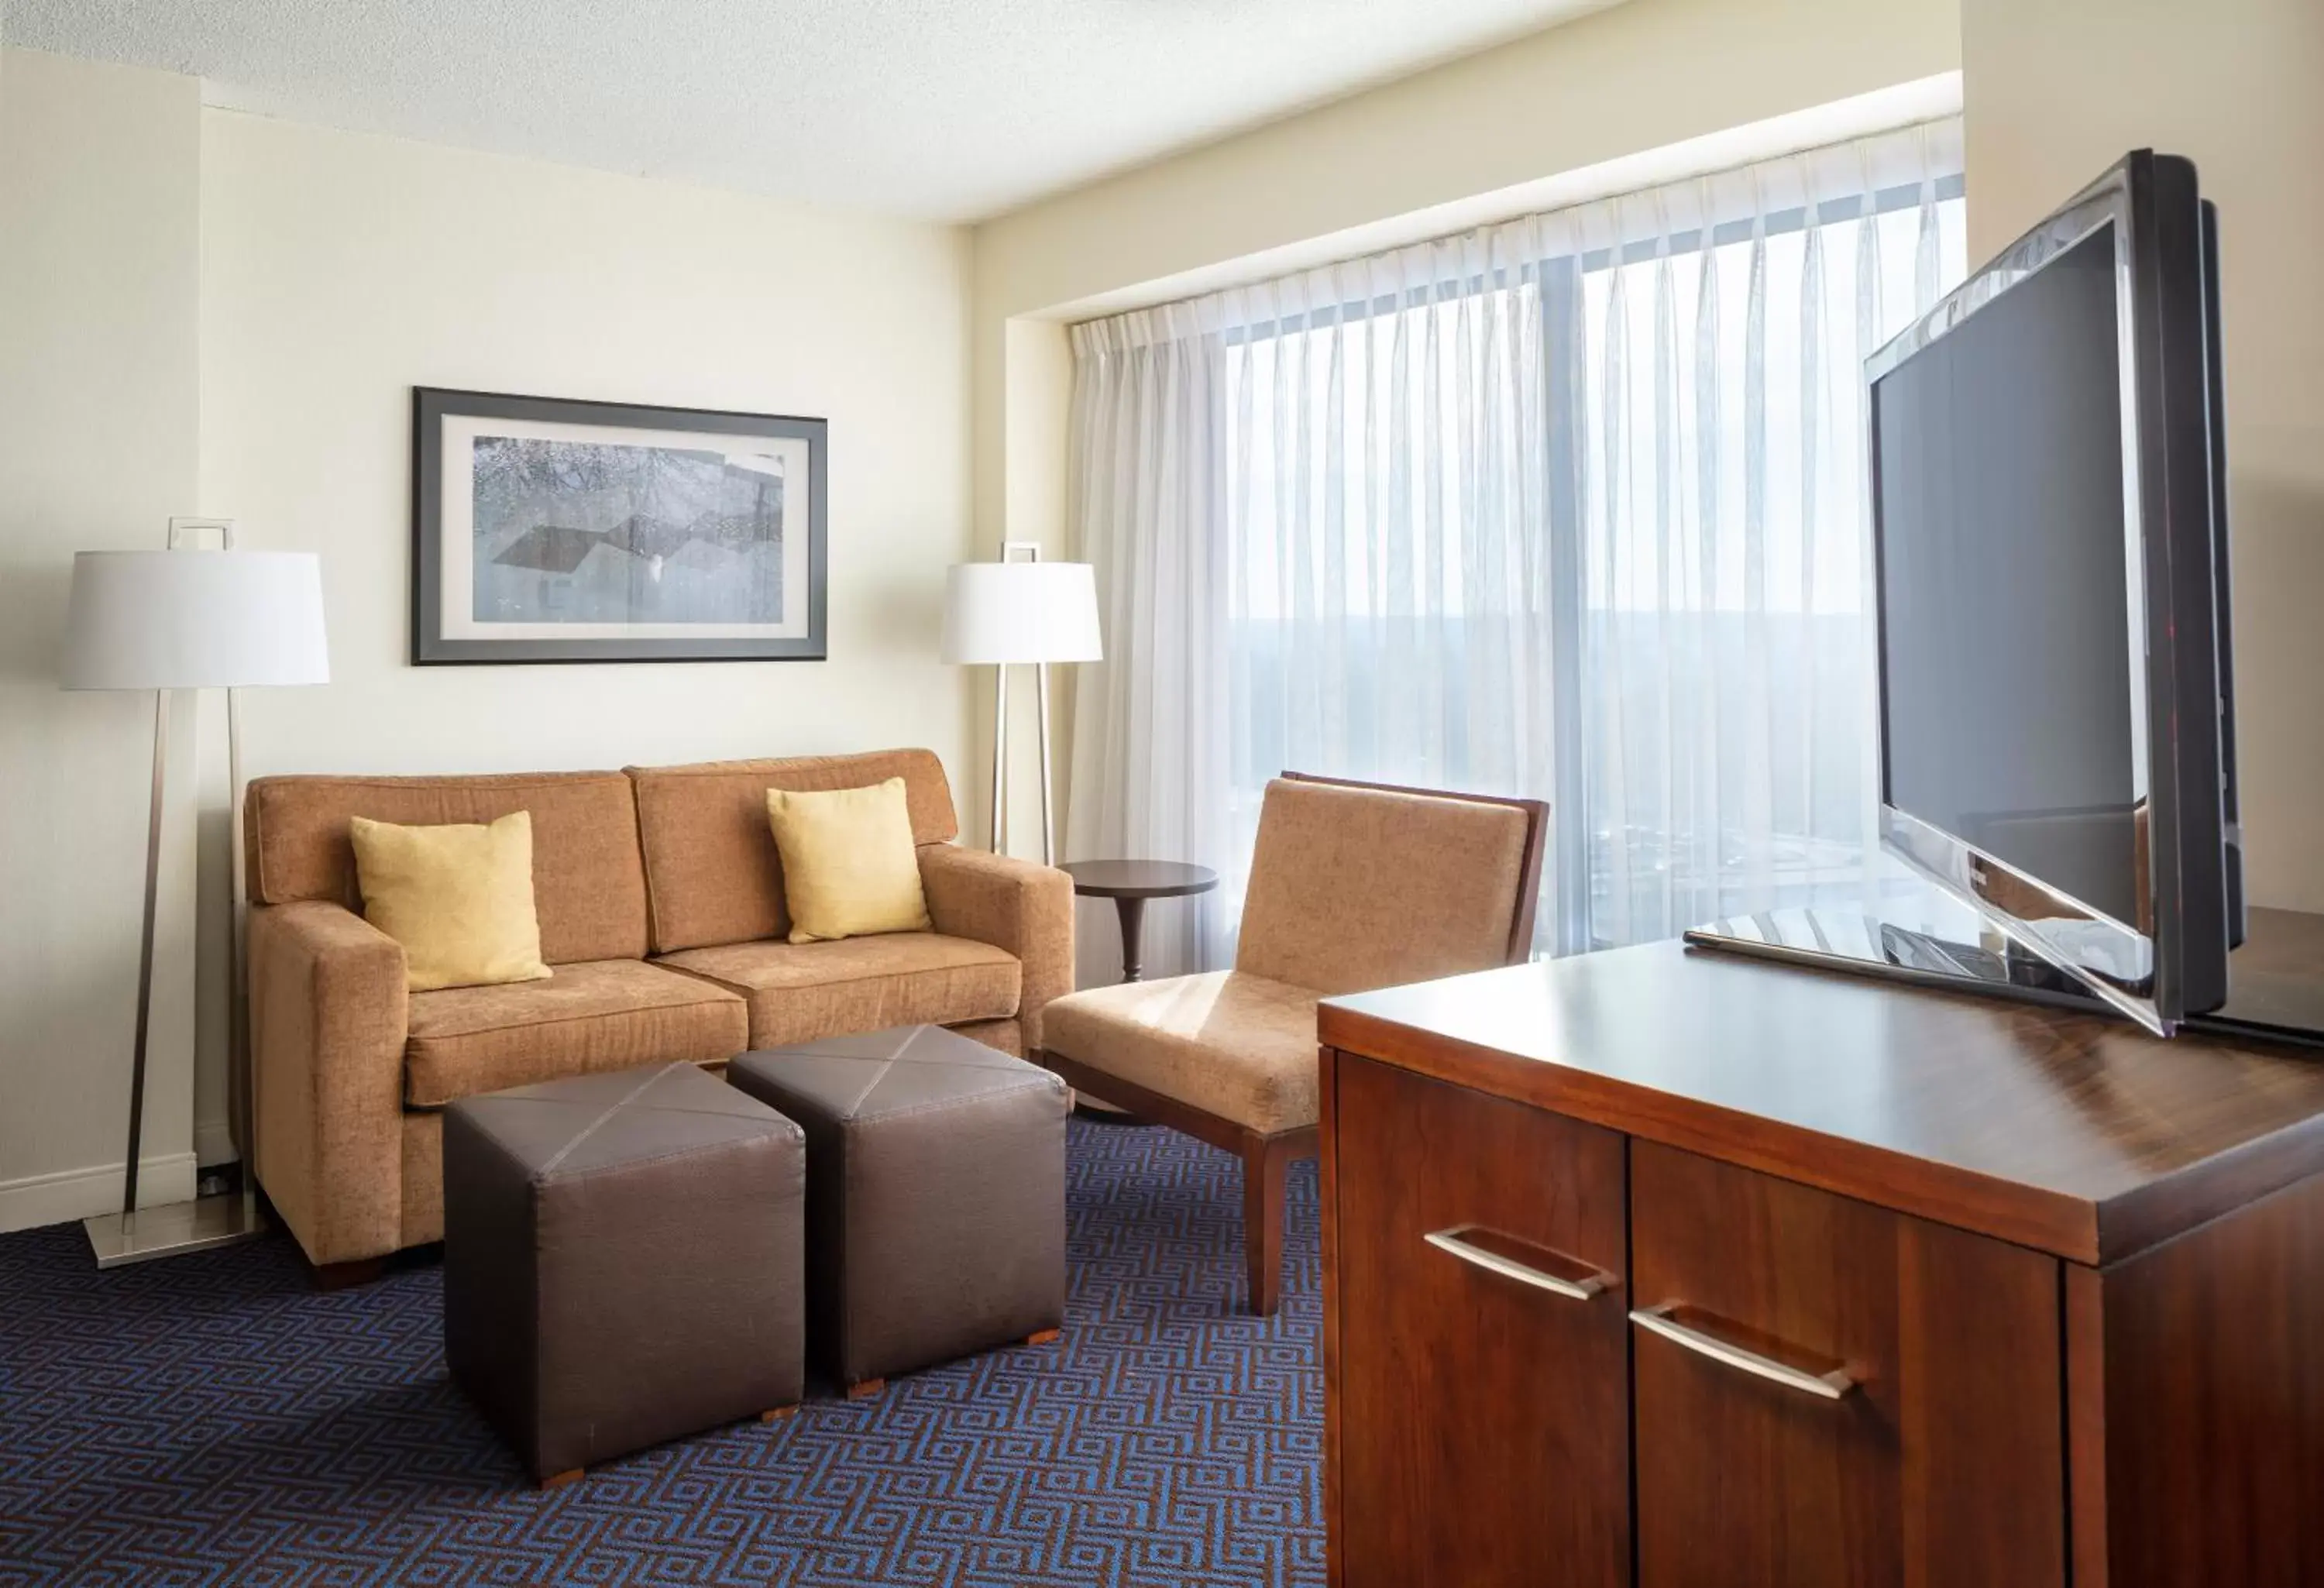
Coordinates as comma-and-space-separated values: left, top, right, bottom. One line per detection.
535, 1065, 686, 1175
846, 1080, 1067, 1129
533, 1131, 800, 1184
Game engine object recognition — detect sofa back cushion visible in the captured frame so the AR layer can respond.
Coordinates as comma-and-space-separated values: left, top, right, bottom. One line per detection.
628, 750, 959, 953
244, 772, 648, 964
1234, 776, 1535, 996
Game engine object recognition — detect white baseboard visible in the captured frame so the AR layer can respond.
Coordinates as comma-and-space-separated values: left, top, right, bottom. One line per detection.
194, 1119, 240, 1169
0, 1152, 201, 1236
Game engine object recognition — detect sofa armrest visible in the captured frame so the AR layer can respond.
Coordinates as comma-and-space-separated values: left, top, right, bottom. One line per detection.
248, 900, 409, 1268
918, 844, 1074, 1049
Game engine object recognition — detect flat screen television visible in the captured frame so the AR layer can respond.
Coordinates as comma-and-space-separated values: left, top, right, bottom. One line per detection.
1865, 150, 2241, 1035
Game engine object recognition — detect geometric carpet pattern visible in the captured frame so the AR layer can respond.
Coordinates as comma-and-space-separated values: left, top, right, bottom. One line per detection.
0, 1120, 1323, 1586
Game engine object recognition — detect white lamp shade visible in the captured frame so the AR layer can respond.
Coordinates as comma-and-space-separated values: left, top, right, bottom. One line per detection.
60, 550, 330, 690
940, 561, 1102, 665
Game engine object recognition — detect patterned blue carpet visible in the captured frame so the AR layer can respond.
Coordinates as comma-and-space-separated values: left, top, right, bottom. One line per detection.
0, 1121, 1322, 1586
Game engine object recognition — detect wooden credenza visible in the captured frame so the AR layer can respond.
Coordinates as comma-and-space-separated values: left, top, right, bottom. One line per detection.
1316, 940, 2324, 1588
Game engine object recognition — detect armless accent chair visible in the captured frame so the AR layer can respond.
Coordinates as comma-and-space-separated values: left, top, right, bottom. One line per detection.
1037, 773, 1549, 1315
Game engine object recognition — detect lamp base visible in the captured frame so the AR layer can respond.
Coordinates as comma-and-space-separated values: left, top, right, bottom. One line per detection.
84, 1189, 265, 1269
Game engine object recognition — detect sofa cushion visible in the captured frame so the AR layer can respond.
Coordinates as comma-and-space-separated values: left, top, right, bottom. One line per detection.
246, 772, 649, 965
1040, 970, 1321, 1136
627, 751, 959, 954
404, 959, 748, 1108
655, 933, 1019, 1049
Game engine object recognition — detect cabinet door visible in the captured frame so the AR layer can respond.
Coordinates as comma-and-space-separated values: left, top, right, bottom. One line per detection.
1329, 1053, 1630, 1588
1629, 1141, 2065, 1588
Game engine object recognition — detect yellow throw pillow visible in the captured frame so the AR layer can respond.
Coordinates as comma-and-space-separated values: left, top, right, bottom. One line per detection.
348, 810, 553, 992
765, 777, 933, 944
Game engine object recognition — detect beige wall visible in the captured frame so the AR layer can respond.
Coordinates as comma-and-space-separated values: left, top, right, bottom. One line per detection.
0, 49, 203, 1230
976, 0, 1960, 327
968, 0, 1964, 854
200, 109, 973, 786
194, 110, 975, 1150
0, 72, 975, 1229
1963, 0, 2324, 910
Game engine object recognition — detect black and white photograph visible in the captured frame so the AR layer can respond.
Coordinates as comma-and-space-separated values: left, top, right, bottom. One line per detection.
412, 389, 827, 662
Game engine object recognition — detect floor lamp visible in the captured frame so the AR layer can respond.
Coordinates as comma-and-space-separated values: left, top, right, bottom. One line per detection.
940, 544, 1102, 862
60, 538, 329, 1267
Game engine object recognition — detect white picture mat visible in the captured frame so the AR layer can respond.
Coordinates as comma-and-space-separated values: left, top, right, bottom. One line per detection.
438, 414, 813, 641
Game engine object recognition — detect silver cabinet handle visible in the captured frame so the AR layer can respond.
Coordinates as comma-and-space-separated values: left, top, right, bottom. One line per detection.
1424, 1225, 1608, 1301
1630, 1302, 1856, 1400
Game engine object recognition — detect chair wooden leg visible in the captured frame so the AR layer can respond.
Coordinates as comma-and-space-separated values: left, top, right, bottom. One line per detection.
310, 1256, 385, 1292
1243, 1131, 1288, 1318
1042, 1047, 1313, 1316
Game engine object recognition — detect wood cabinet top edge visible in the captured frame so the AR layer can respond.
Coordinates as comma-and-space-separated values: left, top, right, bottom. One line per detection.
1320, 943, 2324, 1265
1322, 1003, 2102, 1262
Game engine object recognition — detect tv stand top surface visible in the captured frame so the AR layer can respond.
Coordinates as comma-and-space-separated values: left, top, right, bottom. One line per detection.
1318, 933, 2324, 1268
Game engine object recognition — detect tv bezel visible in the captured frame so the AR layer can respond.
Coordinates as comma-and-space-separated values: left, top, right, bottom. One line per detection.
1864, 150, 2229, 1036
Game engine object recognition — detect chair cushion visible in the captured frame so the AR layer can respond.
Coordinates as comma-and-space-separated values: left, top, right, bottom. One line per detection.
627, 751, 960, 954
404, 959, 748, 1108
1236, 777, 1533, 995
655, 933, 1020, 1050
245, 770, 649, 965
1040, 970, 1321, 1136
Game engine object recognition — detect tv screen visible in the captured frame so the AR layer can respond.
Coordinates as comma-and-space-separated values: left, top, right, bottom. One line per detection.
1868, 152, 2235, 1032
1872, 224, 2141, 928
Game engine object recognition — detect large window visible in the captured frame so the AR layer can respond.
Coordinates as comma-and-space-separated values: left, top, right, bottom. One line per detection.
1066, 122, 1968, 974
1570, 186, 1968, 949
1226, 280, 1551, 875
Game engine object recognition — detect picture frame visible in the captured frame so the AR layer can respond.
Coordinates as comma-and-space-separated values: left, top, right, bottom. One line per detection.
411, 387, 828, 664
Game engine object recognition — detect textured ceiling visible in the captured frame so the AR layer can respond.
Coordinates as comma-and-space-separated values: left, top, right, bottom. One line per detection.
9, 0, 1618, 221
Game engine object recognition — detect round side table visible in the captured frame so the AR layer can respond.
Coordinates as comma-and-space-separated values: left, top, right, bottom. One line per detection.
1060, 860, 1219, 983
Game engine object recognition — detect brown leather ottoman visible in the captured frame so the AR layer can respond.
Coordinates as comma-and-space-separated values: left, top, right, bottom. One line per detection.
726, 1025, 1067, 1397
442, 1061, 806, 1486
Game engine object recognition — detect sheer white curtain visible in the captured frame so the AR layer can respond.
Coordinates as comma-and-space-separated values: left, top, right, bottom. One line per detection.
1065, 119, 1966, 975
1564, 126, 1968, 949
1065, 235, 1551, 977
1062, 304, 1234, 978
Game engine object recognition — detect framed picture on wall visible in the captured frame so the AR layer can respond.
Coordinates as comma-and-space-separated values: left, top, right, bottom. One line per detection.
411, 387, 828, 664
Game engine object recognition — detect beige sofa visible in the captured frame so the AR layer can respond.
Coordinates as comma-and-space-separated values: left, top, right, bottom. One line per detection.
244, 749, 1072, 1278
